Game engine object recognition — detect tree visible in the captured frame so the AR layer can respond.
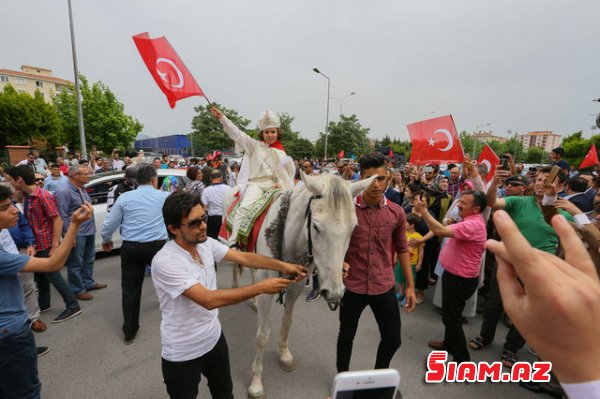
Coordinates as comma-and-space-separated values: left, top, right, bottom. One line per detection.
190, 103, 250, 156
286, 137, 314, 159
53, 76, 142, 153
313, 114, 370, 159
563, 131, 592, 167
0, 85, 64, 149
524, 146, 548, 164
277, 113, 313, 159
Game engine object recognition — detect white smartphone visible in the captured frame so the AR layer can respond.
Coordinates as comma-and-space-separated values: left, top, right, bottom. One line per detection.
331, 369, 400, 399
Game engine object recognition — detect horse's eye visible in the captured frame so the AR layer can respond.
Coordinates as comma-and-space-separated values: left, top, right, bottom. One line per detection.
312, 224, 320, 233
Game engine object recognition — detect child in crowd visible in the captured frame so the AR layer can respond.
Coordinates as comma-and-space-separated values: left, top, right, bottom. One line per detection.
396, 213, 424, 306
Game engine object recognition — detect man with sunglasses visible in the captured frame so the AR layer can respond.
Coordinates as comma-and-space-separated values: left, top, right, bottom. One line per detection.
101, 165, 170, 342
152, 191, 306, 399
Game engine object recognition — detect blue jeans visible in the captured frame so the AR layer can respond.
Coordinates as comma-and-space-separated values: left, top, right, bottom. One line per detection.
65, 234, 96, 294
0, 323, 41, 399
35, 249, 79, 311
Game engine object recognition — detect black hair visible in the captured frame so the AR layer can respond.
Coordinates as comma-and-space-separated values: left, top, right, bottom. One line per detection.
27, 151, 35, 157
406, 213, 421, 226
6, 165, 35, 185
413, 189, 430, 203
461, 190, 487, 213
136, 165, 157, 185
566, 177, 588, 193
447, 163, 458, 170
551, 147, 565, 157
153, 157, 161, 162
0, 183, 13, 201
162, 190, 203, 239
358, 153, 385, 174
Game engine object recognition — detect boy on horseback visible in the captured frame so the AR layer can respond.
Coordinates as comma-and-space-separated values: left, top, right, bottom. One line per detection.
210, 107, 295, 247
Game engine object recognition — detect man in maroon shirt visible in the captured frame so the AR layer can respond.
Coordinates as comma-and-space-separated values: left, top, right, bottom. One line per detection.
336, 153, 416, 373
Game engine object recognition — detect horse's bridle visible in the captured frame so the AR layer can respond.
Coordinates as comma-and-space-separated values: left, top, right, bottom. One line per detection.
304, 194, 322, 265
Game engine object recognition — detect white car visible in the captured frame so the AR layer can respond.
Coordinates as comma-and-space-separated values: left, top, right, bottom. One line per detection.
85, 169, 189, 253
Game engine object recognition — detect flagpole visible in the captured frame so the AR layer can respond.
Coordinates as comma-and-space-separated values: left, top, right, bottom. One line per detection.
67, 0, 87, 160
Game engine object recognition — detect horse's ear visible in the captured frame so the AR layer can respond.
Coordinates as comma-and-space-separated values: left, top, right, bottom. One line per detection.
349, 175, 377, 198
301, 171, 323, 196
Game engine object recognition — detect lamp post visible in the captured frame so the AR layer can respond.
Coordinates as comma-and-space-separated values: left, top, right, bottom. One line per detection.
330, 92, 356, 117
67, 0, 87, 159
472, 122, 491, 158
313, 68, 331, 159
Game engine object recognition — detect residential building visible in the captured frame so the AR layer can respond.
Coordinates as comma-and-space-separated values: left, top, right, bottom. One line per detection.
517, 131, 562, 152
472, 130, 507, 143
0, 65, 72, 102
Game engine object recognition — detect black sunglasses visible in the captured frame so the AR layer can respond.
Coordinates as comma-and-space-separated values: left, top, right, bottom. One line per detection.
183, 214, 208, 229
35, 178, 44, 182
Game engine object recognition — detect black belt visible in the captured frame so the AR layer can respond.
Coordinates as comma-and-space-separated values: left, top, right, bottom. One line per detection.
122, 239, 166, 245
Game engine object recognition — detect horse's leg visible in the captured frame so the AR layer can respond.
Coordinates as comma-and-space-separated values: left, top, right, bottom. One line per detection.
277, 281, 304, 372
231, 262, 239, 288
249, 268, 258, 312
248, 292, 273, 399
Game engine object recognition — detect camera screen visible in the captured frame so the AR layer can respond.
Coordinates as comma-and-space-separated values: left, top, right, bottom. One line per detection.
335, 387, 396, 399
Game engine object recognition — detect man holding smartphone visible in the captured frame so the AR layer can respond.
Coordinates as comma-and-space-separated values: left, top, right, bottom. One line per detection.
337, 153, 415, 374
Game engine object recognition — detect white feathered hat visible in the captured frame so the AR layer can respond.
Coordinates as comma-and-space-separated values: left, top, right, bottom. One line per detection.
258, 110, 280, 131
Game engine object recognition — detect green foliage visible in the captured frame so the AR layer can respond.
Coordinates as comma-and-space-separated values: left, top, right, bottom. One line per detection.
313, 114, 370, 158
524, 146, 548, 163
457, 131, 525, 162
53, 76, 142, 153
562, 131, 596, 167
190, 103, 250, 156
277, 113, 313, 159
0, 85, 64, 148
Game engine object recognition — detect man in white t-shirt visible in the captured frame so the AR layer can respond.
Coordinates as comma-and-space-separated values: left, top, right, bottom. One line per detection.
151, 191, 306, 399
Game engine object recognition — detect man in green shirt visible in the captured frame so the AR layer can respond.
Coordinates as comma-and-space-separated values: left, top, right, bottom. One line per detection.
470, 166, 572, 368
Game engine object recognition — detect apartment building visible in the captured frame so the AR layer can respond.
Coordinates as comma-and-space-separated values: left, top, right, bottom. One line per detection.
0, 65, 72, 102
517, 130, 562, 152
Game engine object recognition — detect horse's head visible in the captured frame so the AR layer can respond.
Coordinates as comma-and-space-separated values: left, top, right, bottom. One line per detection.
300, 172, 376, 307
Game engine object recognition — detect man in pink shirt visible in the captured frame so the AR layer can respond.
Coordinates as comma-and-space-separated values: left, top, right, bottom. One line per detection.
337, 153, 416, 373
413, 190, 487, 363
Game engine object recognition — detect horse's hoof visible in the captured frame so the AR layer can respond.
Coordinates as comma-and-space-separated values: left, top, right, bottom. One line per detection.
278, 357, 297, 372
247, 388, 266, 399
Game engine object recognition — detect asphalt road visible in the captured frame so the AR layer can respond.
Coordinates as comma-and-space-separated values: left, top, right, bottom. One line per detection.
36, 252, 540, 399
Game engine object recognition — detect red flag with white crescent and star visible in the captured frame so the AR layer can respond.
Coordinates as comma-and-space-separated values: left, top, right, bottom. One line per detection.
579, 144, 599, 169
477, 144, 500, 182
407, 115, 464, 165
132, 32, 204, 108
338, 150, 345, 159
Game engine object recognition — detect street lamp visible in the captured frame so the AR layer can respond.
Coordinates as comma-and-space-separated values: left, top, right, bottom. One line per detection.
67, 0, 87, 159
313, 67, 331, 159
330, 92, 356, 117
471, 122, 491, 158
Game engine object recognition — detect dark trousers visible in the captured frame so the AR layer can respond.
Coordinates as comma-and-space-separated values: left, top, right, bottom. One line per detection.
415, 242, 436, 290
479, 265, 526, 353
0, 323, 40, 399
207, 215, 222, 240
34, 248, 79, 311
162, 333, 233, 399
336, 287, 401, 372
120, 240, 165, 339
442, 270, 479, 363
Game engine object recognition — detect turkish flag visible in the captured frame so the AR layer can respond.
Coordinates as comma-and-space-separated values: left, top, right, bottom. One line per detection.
579, 144, 599, 169
388, 148, 394, 158
407, 115, 464, 165
132, 32, 204, 108
477, 144, 500, 182
338, 150, 345, 159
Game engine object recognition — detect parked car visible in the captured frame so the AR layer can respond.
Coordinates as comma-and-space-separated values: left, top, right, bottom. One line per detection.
85, 169, 188, 253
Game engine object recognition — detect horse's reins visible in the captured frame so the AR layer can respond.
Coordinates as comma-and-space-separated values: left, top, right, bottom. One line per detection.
276, 194, 322, 306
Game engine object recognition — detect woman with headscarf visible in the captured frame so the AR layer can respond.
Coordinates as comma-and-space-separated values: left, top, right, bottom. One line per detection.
427, 174, 452, 223
211, 107, 295, 246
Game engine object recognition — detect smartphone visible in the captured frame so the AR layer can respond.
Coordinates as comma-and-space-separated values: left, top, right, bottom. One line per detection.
545, 165, 561, 186
331, 369, 400, 399
499, 155, 510, 171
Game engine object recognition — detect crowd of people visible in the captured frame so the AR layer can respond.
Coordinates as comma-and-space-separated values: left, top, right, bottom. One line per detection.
1, 117, 599, 398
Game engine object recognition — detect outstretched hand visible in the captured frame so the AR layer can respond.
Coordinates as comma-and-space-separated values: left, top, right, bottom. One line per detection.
210, 107, 223, 119
281, 262, 308, 281
71, 202, 93, 225
258, 278, 293, 294
486, 211, 600, 384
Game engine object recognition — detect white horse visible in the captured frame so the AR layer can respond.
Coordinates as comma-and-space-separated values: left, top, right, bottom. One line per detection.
223, 172, 375, 399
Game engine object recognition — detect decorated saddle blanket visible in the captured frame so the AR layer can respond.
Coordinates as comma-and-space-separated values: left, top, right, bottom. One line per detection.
219, 188, 280, 252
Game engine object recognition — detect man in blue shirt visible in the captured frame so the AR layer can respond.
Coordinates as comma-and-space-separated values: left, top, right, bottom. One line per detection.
43, 163, 68, 195
55, 164, 106, 300
0, 183, 93, 399
101, 165, 170, 342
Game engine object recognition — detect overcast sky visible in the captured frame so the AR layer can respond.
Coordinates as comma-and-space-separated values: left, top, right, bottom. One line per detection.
2, 0, 599, 143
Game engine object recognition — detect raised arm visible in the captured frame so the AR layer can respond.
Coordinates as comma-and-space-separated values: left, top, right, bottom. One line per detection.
211, 107, 257, 153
